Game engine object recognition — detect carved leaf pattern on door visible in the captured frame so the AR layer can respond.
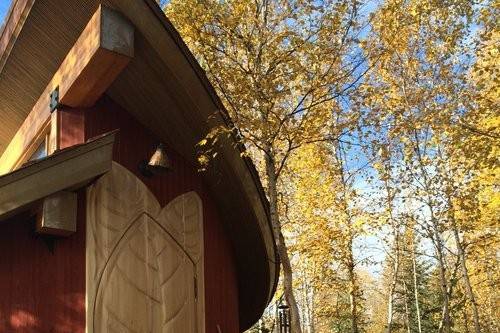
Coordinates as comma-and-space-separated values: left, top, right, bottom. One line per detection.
86, 162, 204, 333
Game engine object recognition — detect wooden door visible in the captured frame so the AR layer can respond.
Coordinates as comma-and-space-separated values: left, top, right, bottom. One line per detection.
86, 162, 204, 333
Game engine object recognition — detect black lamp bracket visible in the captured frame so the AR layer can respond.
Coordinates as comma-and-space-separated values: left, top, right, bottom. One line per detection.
49, 86, 68, 112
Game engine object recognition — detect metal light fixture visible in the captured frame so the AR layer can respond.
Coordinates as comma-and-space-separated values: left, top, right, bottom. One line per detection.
277, 297, 291, 333
139, 143, 172, 177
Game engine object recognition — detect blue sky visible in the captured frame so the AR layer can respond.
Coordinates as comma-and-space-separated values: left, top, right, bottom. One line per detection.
0, 0, 12, 27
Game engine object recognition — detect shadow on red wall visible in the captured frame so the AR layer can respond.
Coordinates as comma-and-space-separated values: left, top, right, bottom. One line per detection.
0, 191, 86, 333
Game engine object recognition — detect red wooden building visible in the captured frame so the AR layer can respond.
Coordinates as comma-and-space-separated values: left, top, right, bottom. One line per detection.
0, 1, 278, 332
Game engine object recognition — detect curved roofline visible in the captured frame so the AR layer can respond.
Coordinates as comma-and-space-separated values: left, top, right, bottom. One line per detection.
0, 0, 278, 330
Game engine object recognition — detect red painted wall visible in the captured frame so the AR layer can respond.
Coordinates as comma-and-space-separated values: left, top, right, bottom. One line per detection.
0, 192, 87, 333
203, 194, 240, 332
0, 109, 88, 333
0, 95, 240, 332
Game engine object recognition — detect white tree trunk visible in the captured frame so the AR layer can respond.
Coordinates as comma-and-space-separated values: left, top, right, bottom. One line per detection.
347, 237, 359, 333
265, 153, 303, 333
386, 238, 399, 333
412, 251, 423, 333
403, 280, 412, 333
432, 220, 451, 333
447, 197, 481, 333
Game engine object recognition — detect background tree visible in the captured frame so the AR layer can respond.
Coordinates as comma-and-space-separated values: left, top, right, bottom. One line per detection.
163, 0, 499, 331
166, 1, 371, 331
358, 0, 498, 332
286, 141, 374, 332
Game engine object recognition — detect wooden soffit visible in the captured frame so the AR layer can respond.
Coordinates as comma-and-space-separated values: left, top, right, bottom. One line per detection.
0, 131, 116, 221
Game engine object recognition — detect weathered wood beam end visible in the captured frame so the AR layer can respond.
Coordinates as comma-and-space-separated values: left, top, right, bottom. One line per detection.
36, 191, 77, 236
59, 5, 134, 108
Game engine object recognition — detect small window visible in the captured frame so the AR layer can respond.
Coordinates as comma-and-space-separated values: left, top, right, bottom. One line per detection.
28, 138, 48, 162
10, 121, 51, 171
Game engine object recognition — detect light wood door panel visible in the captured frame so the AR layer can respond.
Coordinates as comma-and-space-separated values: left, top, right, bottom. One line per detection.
86, 162, 204, 333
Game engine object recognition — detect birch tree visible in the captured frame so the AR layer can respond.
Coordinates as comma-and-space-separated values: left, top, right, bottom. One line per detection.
163, 0, 498, 331
166, 1, 371, 331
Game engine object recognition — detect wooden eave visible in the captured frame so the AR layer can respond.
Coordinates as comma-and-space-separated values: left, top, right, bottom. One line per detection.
0, 0, 34, 75
0, 131, 116, 221
0, 0, 278, 329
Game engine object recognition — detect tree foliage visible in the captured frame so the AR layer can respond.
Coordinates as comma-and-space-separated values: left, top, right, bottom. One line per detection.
164, 0, 499, 332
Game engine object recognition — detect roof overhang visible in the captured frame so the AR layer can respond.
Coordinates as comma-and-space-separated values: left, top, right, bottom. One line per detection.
0, 0, 278, 329
0, 131, 115, 221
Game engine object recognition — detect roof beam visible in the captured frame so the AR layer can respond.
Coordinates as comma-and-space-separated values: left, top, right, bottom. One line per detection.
0, 5, 134, 175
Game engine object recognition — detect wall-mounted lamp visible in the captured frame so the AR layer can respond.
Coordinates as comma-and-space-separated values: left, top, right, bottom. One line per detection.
139, 143, 172, 177
278, 304, 291, 333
